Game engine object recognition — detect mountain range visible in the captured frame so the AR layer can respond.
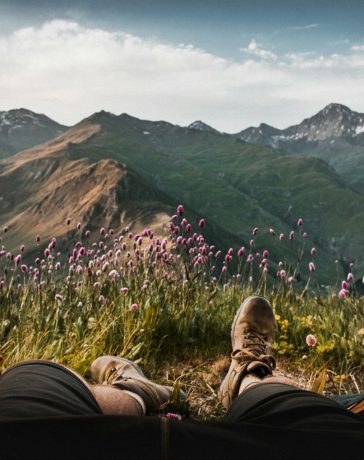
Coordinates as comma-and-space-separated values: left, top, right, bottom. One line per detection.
0, 103, 363, 283
235, 103, 364, 194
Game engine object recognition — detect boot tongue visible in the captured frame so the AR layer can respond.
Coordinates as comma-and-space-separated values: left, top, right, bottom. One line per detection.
246, 361, 272, 378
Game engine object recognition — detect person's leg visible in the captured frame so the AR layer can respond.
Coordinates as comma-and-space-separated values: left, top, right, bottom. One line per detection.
219, 295, 279, 408
219, 296, 363, 429
90, 355, 182, 414
51, 361, 146, 416
239, 374, 299, 393
219, 295, 308, 421
0, 360, 145, 419
91, 385, 145, 415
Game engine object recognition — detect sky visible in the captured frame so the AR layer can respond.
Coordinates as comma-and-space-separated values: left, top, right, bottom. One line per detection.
0, 0, 364, 131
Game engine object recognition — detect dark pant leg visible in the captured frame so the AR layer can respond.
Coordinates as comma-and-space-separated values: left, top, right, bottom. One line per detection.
0, 360, 102, 420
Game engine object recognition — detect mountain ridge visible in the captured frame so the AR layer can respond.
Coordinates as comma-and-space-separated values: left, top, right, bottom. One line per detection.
235, 103, 364, 193
0, 108, 68, 158
1, 103, 364, 282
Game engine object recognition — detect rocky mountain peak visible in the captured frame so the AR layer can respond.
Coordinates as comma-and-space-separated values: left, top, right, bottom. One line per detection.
298, 103, 364, 140
0, 108, 68, 157
188, 120, 219, 133
320, 103, 352, 118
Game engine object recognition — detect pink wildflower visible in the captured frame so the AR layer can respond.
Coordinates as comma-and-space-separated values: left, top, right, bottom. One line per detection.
120, 287, 129, 294
252, 227, 259, 236
339, 288, 349, 298
198, 219, 205, 228
102, 262, 109, 272
98, 295, 107, 304
109, 269, 119, 279
289, 231, 295, 240
66, 218, 71, 226
341, 280, 348, 290
347, 272, 354, 281
309, 262, 315, 272
14, 254, 22, 266
166, 413, 181, 420
237, 247, 245, 257
310, 247, 317, 256
55, 294, 63, 303
279, 233, 284, 241
297, 218, 303, 227
269, 228, 275, 236
305, 334, 317, 347
263, 249, 269, 258
131, 303, 138, 310
176, 204, 184, 216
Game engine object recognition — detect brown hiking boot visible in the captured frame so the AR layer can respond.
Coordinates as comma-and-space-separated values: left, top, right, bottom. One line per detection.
219, 295, 276, 409
91, 356, 182, 414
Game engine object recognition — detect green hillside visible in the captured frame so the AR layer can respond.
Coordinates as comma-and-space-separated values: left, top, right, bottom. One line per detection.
62, 114, 364, 282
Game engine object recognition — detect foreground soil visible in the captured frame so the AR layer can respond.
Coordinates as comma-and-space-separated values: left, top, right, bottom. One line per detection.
153, 356, 364, 420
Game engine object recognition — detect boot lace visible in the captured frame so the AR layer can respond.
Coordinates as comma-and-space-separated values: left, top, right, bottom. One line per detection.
232, 328, 276, 370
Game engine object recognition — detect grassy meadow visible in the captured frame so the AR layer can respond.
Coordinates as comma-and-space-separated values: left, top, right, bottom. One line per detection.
0, 206, 363, 417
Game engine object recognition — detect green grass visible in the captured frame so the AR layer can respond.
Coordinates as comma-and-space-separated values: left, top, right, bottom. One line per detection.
1, 217, 363, 386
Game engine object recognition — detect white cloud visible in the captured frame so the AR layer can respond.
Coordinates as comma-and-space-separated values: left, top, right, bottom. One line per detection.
352, 44, 364, 52
288, 24, 319, 31
240, 39, 277, 60
0, 21, 363, 131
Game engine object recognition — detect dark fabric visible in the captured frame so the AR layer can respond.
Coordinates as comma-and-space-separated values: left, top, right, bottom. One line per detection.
225, 382, 358, 424
0, 363, 363, 459
0, 414, 362, 460
225, 382, 363, 429
331, 393, 364, 408
0, 360, 102, 420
